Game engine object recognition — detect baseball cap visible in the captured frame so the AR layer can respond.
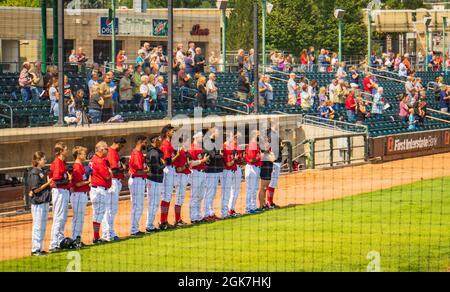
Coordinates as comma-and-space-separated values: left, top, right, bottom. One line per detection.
193, 132, 203, 139
113, 137, 127, 144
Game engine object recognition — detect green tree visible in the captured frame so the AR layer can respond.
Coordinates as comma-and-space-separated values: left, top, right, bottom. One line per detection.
383, 0, 425, 10
226, 0, 255, 51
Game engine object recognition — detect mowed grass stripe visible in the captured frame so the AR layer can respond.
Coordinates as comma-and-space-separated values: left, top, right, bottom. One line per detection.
1, 177, 449, 272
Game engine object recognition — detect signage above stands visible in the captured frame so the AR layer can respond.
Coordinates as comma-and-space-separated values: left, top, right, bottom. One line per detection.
190, 24, 210, 36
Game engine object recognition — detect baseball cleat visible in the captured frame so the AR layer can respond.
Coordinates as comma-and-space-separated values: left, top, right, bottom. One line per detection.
145, 228, 159, 234
31, 251, 47, 257
93, 238, 107, 244
262, 204, 271, 211
269, 203, 280, 209
131, 231, 145, 237
174, 220, 188, 228
191, 220, 201, 225
111, 236, 120, 241
159, 222, 174, 231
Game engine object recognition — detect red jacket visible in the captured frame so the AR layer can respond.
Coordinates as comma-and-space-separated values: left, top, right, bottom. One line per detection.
129, 149, 146, 178
107, 147, 125, 180
245, 142, 262, 167
188, 143, 206, 171
49, 158, 71, 189
223, 142, 242, 171
173, 149, 191, 175
90, 154, 112, 189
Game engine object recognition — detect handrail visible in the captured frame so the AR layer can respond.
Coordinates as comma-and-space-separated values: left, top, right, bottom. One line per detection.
263, 65, 310, 84
427, 107, 450, 118
0, 102, 13, 128
426, 115, 450, 124
223, 97, 250, 114
181, 95, 249, 115
302, 114, 368, 134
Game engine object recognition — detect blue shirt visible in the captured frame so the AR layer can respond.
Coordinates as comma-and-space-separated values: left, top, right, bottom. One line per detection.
439, 91, 449, 109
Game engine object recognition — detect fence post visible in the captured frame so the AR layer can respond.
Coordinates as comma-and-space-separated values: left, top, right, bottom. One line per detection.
329, 138, 334, 167
364, 134, 369, 162
310, 139, 316, 169
286, 141, 293, 173
347, 136, 352, 164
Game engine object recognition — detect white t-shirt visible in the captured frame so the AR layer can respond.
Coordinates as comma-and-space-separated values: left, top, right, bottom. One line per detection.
140, 84, 149, 99
49, 87, 58, 102
206, 80, 218, 100
176, 51, 185, 64
288, 79, 297, 96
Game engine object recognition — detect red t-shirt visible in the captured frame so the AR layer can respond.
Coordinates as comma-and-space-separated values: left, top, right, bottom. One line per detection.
172, 149, 191, 175
129, 149, 146, 178
223, 142, 242, 171
90, 154, 112, 189
49, 158, 71, 189
245, 142, 262, 167
160, 139, 174, 161
363, 77, 373, 92
188, 143, 206, 171
107, 147, 125, 180
72, 163, 90, 193
346, 94, 356, 111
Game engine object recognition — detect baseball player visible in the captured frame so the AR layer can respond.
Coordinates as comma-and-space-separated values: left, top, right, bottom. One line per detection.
159, 125, 180, 230
28, 151, 52, 256
188, 132, 209, 224
70, 146, 90, 247
221, 131, 243, 218
145, 134, 165, 233
245, 131, 262, 214
129, 135, 149, 236
267, 126, 282, 209
103, 137, 127, 241
203, 127, 224, 221
49, 142, 72, 252
89, 141, 112, 244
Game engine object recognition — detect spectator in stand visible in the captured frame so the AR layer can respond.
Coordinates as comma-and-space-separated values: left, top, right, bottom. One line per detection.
336, 62, 347, 80
264, 76, 274, 106
300, 84, 312, 110
249, 49, 256, 80
63, 75, 73, 117
405, 76, 415, 97
300, 49, 308, 71
119, 68, 133, 105
19, 62, 32, 102
328, 78, 338, 104
136, 50, 146, 67
69, 50, 77, 63
384, 54, 394, 71
309, 80, 318, 108
258, 75, 268, 106
209, 51, 220, 73
155, 75, 168, 111
417, 49, 425, 71
206, 73, 219, 110
237, 49, 245, 70
433, 76, 445, 101
371, 87, 384, 120
319, 99, 335, 121
184, 51, 195, 77
99, 72, 113, 122
287, 73, 298, 105
44, 65, 57, 90
194, 48, 206, 74
318, 87, 328, 104
330, 53, 339, 71
318, 49, 328, 72
363, 72, 376, 95
399, 94, 410, 123
29, 61, 44, 101
196, 76, 207, 109
277, 54, 286, 72
237, 69, 250, 101
334, 80, 347, 111
417, 98, 427, 127
76, 47, 88, 73
89, 84, 103, 124
243, 56, 252, 81
286, 54, 294, 73
131, 65, 143, 105
176, 43, 186, 65
116, 50, 127, 72
188, 41, 196, 59
308, 47, 316, 72
148, 75, 157, 112
439, 85, 450, 113
140, 75, 150, 112
350, 66, 360, 88
49, 79, 59, 117
355, 97, 367, 125
178, 64, 192, 101
398, 57, 408, 78
408, 108, 417, 130
345, 89, 357, 123
415, 77, 424, 92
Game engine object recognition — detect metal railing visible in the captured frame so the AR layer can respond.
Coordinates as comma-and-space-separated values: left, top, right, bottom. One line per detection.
181, 94, 249, 116
302, 114, 368, 134
0, 102, 13, 128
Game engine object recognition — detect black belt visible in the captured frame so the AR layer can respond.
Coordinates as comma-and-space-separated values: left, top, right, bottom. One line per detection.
92, 186, 108, 190
193, 169, 205, 173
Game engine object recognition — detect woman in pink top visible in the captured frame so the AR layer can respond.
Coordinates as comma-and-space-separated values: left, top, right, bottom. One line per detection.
399, 95, 410, 122
394, 54, 401, 71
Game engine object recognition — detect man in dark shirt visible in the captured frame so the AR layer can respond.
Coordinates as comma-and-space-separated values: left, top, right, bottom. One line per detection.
178, 64, 191, 102
145, 134, 166, 233
194, 47, 206, 74
203, 127, 224, 221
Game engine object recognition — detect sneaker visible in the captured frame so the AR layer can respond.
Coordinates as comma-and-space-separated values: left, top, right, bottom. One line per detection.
228, 209, 236, 216
93, 238, 107, 244
159, 222, 174, 231
74, 236, 86, 248
145, 228, 159, 234
131, 231, 145, 237
262, 204, 271, 211
31, 251, 47, 257
174, 220, 188, 228
111, 236, 120, 242
191, 220, 201, 225
269, 203, 280, 209
49, 248, 61, 254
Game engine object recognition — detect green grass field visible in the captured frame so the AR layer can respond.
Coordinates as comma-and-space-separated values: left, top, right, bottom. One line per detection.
1, 177, 449, 272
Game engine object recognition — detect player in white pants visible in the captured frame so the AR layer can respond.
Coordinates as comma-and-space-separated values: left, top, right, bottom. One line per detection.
70, 146, 90, 246
90, 141, 113, 244
245, 132, 262, 214
145, 135, 165, 232
188, 132, 209, 223
28, 151, 52, 256
221, 131, 243, 218
129, 135, 149, 236
103, 137, 127, 241
49, 142, 71, 252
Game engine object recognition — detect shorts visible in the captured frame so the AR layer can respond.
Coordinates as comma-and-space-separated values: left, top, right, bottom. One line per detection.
260, 162, 274, 181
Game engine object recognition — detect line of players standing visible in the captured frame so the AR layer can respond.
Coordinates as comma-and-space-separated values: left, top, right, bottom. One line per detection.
27, 124, 282, 256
